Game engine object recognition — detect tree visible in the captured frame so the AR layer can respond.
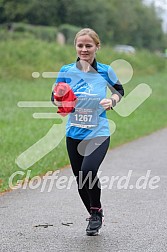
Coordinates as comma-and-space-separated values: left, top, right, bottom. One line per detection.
0, 0, 166, 50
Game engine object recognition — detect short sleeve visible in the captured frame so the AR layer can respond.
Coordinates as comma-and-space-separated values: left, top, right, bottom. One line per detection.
107, 66, 118, 86
55, 66, 67, 84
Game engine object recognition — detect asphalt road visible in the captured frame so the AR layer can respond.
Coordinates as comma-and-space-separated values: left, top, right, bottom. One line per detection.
0, 128, 167, 252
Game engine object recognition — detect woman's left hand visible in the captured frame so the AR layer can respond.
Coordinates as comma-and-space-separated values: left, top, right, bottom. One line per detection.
100, 98, 112, 110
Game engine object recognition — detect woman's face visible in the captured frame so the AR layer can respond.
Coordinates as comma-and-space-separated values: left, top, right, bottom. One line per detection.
75, 35, 97, 64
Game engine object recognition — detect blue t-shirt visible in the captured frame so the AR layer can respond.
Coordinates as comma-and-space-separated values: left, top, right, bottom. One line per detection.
55, 61, 118, 140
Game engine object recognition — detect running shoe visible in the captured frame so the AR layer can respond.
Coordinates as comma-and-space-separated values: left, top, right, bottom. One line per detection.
86, 207, 104, 236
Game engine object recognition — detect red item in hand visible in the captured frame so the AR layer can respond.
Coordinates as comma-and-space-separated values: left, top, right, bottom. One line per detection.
53, 82, 77, 116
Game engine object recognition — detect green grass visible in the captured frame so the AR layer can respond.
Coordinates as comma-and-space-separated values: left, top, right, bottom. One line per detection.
0, 37, 167, 192
0, 38, 166, 80
108, 73, 167, 146
0, 78, 70, 192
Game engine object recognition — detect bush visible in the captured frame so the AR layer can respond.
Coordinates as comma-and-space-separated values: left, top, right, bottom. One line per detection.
58, 24, 81, 44
0, 22, 58, 42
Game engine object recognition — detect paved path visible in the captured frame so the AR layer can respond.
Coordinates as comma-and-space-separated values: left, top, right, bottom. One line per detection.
0, 128, 167, 252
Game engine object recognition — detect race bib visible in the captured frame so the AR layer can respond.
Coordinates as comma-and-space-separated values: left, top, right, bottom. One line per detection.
70, 96, 100, 128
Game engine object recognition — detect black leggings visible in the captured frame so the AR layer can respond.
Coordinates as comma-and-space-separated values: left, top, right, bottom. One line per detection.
66, 136, 110, 213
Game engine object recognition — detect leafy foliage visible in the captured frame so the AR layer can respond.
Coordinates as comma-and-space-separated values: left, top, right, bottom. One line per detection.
0, 0, 166, 50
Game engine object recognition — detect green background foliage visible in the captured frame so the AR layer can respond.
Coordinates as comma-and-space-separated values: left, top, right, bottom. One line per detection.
0, 0, 167, 50
0, 36, 167, 192
0, 0, 167, 192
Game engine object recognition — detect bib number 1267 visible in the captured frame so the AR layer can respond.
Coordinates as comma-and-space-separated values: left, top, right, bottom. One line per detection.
74, 114, 92, 123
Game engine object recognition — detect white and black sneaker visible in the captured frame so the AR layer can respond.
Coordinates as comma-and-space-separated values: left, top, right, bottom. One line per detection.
86, 207, 104, 236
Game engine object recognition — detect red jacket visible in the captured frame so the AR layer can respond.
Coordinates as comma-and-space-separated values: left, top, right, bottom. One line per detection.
53, 82, 77, 116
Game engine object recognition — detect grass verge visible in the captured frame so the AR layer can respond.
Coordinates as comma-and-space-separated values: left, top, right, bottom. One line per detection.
0, 37, 167, 192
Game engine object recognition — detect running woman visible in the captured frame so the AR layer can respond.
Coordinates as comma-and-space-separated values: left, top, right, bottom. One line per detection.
52, 28, 124, 236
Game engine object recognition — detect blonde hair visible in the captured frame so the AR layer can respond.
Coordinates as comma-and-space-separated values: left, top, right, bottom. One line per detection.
74, 28, 100, 47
